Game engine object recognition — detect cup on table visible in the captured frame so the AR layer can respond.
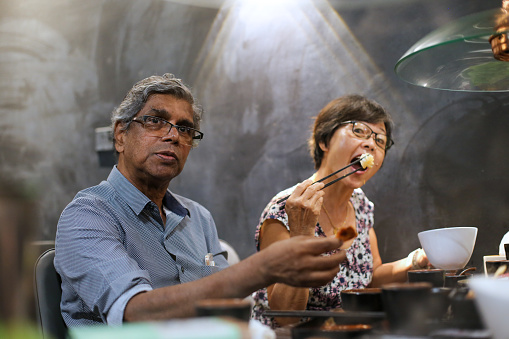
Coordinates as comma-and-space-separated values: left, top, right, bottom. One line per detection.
450, 286, 484, 329
444, 272, 473, 288
340, 288, 383, 312
381, 282, 433, 335
428, 287, 452, 322
483, 255, 509, 276
195, 298, 252, 322
408, 268, 445, 287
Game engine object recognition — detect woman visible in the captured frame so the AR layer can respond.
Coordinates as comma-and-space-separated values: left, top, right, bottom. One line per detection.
250, 95, 429, 328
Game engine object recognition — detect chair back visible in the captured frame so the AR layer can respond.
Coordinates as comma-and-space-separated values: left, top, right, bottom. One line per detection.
219, 239, 240, 265
34, 248, 67, 339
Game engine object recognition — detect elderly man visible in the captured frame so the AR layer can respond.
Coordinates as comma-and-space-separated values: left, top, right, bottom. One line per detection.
55, 73, 345, 327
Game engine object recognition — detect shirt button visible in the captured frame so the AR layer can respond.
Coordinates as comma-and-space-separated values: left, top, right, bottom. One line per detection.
181, 266, 185, 273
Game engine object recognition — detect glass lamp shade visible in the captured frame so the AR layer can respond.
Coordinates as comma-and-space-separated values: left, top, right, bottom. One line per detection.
395, 8, 509, 92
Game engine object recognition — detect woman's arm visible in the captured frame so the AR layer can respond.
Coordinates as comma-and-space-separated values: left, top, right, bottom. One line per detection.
369, 228, 429, 287
260, 219, 311, 326
257, 179, 345, 326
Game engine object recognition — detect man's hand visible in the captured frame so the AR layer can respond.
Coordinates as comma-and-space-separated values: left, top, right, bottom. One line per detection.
285, 179, 325, 237
260, 235, 346, 288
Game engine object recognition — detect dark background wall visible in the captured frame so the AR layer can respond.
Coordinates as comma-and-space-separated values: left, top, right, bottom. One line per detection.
1, 0, 507, 270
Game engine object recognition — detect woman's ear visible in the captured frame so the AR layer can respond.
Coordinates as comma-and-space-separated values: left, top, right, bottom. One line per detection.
319, 140, 328, 153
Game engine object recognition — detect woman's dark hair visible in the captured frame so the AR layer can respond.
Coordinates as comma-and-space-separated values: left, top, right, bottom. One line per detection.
308, 94, 394, 169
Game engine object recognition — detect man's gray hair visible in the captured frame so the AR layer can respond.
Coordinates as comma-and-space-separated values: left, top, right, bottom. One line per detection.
111, 73, 202, 131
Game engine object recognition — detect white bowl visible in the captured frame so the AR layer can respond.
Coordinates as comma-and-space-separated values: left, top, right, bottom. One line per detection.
469, 277, 509, 339
418, 227, 477, 270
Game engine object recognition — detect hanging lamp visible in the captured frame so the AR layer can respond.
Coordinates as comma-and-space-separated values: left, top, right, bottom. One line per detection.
395, 0, 509, 92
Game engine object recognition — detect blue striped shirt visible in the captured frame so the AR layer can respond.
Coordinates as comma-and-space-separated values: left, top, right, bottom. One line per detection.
54, 166, 228, 327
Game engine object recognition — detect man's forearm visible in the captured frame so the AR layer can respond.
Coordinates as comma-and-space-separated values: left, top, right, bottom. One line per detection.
124, 252, 270, 321
124, 235, 344, 322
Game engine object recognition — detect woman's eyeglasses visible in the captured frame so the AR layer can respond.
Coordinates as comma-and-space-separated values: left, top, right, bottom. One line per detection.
341, 121, 393, 150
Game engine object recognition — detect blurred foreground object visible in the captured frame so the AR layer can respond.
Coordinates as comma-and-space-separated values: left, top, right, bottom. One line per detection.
469, 276, 509, 339
0, 179, 39, 337
68, 317, 250, 339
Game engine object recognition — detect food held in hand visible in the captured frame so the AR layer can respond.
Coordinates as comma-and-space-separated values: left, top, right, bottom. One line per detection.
335, 225, 358, 241
360, 153, 374, 169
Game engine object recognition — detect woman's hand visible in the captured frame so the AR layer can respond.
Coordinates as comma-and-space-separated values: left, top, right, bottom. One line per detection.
410, 248, 430, 269
285, 179, 325, 237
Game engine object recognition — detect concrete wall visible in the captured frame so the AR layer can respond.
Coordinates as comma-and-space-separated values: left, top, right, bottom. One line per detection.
1, 0, 506, 269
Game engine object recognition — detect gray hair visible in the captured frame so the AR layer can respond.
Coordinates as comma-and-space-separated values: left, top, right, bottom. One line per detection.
111, 73, 202, 132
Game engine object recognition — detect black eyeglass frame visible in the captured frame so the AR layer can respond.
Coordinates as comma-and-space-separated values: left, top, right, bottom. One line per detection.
341, 120, 394, 150
130, 115, 204, 146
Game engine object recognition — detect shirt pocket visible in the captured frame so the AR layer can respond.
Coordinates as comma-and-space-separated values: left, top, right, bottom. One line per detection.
200, 264, 222, 277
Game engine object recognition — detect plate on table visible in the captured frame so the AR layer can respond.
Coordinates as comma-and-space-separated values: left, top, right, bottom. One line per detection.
263, 309, 385, 321
290, 315, 384, 339
264, 310, 387, 339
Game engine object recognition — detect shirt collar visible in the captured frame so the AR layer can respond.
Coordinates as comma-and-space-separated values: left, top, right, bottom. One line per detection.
108, 166, 189, 217
163, 191, 189, 217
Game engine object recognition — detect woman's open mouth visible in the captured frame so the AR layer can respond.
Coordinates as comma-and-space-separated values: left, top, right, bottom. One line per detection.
350, 153, 374, 172
350, 155, 366, 172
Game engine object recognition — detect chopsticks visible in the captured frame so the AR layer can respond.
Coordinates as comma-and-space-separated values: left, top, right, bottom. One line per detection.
322, 167, 363, 189
276, 157, 365, 204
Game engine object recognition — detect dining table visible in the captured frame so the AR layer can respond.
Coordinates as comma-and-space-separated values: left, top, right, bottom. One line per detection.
263, 308, 492, 339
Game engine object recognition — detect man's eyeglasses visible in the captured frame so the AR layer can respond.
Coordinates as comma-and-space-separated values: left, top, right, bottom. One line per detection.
341, 121, 394, 150
130, 115, 203, 147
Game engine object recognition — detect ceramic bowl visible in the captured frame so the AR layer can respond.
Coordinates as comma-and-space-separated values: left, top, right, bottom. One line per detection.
428, 287, 452, 321
341, 288, 383, 312
469, 277, 509, 339
449, 286, 484, 329
418, 227, 477, 270
381, 282, 433, 335
444, 272, 473, 288
408, 269, 445, 287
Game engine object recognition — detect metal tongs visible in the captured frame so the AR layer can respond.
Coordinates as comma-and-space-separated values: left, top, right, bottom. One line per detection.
276, 156, 367, 204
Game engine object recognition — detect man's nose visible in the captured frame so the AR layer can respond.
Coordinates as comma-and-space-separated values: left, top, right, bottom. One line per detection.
161, 125, 180, 140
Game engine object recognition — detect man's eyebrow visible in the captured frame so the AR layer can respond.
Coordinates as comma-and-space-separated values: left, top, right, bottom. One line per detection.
147, 107, 194, 127
147, 107, 169, 117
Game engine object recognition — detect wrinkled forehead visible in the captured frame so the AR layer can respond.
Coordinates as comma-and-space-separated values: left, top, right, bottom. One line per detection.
141, 93, 194, 123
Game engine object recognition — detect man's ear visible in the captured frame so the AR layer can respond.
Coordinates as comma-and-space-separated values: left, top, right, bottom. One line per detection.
114, 122, 126, 154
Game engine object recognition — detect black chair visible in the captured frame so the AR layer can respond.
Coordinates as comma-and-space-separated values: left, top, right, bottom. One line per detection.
34, 248, 67, 339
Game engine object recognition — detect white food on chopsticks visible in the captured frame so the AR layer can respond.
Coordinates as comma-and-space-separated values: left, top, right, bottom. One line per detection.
360, 153, 374, 169
494, 265, 507, 278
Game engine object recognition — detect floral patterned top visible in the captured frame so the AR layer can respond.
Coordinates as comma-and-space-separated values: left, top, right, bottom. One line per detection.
250, 186, 375, 329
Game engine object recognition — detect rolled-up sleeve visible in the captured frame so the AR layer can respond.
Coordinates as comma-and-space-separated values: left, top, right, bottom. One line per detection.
55, 195, 154, 326
106, 284, 152, 326
55, 167, 227, 327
